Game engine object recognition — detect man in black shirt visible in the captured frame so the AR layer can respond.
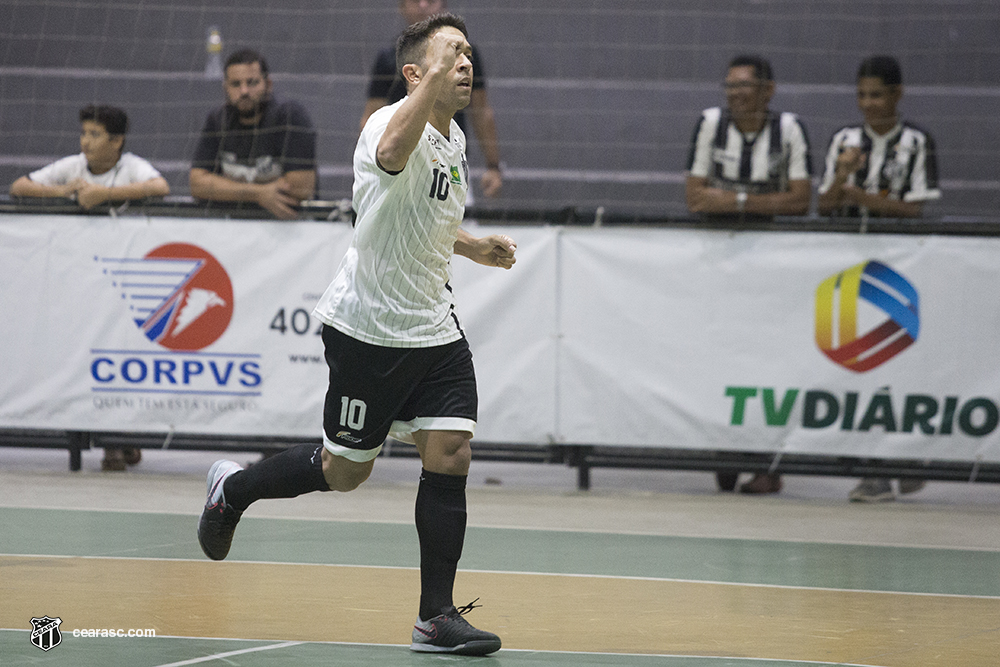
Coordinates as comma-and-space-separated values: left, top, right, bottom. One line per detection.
190, 49, 317, 219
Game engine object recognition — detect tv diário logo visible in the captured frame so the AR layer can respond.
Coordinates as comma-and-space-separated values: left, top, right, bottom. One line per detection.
815, 260, 919, 372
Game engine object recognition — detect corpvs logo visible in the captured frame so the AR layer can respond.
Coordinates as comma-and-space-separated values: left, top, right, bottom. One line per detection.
92, 243, 261, 396
132, 243, 234, 350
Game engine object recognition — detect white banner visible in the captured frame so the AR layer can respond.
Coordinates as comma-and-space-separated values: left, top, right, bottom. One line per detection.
0, 215, 557, 443
2, 215, 999, 463
557, 227, 1000, 462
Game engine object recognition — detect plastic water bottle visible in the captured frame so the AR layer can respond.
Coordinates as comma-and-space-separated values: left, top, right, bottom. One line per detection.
205, 26, 224, 79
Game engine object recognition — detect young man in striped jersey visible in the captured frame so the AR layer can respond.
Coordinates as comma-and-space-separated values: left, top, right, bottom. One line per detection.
818, 55, 941, 219
197, 14, 514, 656
685, 54, 813, 224
820, 56, 938, 503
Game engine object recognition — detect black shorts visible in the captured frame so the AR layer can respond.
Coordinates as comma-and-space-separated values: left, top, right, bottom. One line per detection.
321, 325, 477, 461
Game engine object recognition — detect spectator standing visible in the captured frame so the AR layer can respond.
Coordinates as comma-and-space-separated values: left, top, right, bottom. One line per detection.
361, 0, 503, 200
189, 49, 317, 220
685, 54, 813, 494
196, 15, 515, 655
817, 55, 940, 502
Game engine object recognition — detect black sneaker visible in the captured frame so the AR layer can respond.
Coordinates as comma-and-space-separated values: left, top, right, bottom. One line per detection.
410, 599, 501, 656
197, 459, 244, 560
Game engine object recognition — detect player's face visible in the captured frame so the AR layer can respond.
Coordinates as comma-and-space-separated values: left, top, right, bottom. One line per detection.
80, 120, 123, 168
224, 62, 271, 118
856, 76, 901, 131
431, 26, 473, 112
724, 65, 773, 120
400, 0, 445, 26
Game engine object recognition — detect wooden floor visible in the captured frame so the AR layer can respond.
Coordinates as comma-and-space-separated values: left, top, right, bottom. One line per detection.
2, 448, 999, 666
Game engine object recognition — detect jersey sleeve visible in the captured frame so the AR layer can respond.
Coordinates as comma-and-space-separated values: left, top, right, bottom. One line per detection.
120, 154, 163, 183
358, 104, 396, 176
27, 155, 84, 186
685, 109, 718, 178
783, 114, 812, 180
903, 131, 942, 203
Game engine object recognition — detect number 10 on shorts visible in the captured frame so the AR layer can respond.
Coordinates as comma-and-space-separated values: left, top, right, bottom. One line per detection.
340, 397, 367, 430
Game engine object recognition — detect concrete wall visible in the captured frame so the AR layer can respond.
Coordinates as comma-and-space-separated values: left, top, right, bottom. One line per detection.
1, 1, 997, 218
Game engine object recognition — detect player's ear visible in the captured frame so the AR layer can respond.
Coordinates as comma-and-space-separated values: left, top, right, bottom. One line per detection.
402, 63, 421, 89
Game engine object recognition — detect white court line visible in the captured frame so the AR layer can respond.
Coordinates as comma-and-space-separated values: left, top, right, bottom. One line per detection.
151, 641, 303, 667
0, 629, 887, 666
3, 552, 999, 601
3, 501, 1000, 553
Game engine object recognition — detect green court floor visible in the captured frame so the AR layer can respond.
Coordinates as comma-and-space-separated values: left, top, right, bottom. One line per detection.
3, 505, 999, 666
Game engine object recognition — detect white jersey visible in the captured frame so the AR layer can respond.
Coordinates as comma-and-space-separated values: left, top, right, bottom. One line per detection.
314, 99, 469, 348
28, 152, 162, 187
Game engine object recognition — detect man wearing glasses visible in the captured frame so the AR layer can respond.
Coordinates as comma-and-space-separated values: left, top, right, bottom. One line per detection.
684, 55, 812, 495
685, 54, 812, 223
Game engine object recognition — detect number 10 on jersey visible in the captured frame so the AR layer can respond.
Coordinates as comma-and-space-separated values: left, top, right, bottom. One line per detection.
429, 168, 450, 201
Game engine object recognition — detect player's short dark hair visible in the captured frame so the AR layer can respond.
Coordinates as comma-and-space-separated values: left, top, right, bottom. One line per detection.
225, 48, 269, 78
728, 54, 773, 82
79, 104, 129, 136
857, 55, 902, 86
395, 12, 468, 76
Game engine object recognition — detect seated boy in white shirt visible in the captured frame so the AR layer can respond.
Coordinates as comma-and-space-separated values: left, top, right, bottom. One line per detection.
10, 104, 169, 209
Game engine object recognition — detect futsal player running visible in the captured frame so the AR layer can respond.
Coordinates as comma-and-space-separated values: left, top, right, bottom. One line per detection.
197, 13, 515, 656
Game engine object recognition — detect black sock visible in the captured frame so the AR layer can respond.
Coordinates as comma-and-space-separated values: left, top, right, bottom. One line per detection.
223, 444, 330, 513
415, 468, 468, 621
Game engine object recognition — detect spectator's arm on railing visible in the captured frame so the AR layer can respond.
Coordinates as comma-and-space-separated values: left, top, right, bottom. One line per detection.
10, 176, 77, 200
189, 168, 312, 220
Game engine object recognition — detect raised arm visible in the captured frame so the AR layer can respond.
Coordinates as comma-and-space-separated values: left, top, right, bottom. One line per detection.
376, 31, 465, 173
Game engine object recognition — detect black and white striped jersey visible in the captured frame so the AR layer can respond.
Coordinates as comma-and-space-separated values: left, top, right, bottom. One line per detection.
818, 121, 940, 217
686, 107, 812, 194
